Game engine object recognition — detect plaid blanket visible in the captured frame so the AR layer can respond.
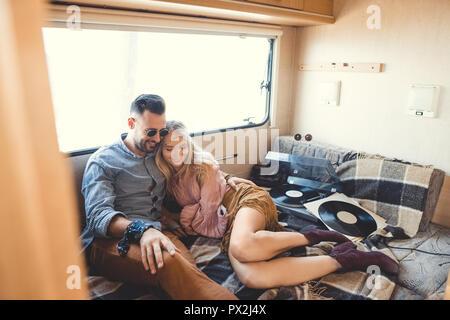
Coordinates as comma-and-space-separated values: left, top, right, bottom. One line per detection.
88, 209, 423, 300
183, 209, 404, 301
87, 211, 449, 300
336, 157, 434, 238
87, 157, 445, 300
183, 204, 449, 300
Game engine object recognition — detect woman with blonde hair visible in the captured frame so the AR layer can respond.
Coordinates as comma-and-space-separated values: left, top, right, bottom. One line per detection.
156, 120, 398, 289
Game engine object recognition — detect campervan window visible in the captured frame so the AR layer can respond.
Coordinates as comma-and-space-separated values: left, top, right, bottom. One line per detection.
41, 24, 274, 154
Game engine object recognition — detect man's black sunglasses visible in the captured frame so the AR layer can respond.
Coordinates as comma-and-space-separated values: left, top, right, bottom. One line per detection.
147, 128, 169, 137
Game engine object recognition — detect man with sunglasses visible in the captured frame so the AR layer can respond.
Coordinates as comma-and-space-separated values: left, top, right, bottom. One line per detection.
81, 94, 251, 300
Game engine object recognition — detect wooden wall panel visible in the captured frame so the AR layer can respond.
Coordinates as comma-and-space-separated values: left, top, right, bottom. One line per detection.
432, 176, 450, 228
0, 0, 88, 299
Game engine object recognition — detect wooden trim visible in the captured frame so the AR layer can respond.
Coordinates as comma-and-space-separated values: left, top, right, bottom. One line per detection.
299, 62, 383, 73
50, 0, 334, 26
432, 176, 450, 228
46, 3, 283, 36
0, 0, 88, 299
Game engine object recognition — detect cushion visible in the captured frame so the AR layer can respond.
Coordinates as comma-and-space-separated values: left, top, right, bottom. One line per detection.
336, 158, 434, 237
67, 153, 92, 232
272, 136, 296, 154
291, 140, 357, 169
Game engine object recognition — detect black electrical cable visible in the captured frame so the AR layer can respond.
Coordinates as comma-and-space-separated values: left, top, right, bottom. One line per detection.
385, 244, 450, 257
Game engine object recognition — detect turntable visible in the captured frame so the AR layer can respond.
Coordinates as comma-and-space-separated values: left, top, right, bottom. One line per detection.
264, 152, 385, 240
264, 151, 343, 223
270, 184, 322, 207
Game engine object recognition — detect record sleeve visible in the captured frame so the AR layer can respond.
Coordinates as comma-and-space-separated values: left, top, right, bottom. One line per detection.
303, 193, 386, 241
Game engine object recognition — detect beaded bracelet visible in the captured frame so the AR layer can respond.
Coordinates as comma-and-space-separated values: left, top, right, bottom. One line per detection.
117, 220, 152, 257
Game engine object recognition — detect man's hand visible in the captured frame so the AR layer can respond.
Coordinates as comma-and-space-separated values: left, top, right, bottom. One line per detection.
140, 228, 180, 274
227, 176, 256, 190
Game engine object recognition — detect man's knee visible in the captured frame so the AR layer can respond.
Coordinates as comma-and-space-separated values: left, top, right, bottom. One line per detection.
160, 250, 188, 271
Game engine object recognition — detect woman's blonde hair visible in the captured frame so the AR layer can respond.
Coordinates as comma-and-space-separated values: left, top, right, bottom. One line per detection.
155, 120, 217, 195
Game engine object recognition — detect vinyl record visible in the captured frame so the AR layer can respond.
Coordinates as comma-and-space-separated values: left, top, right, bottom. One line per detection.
270, 184, 321, 207
318, 201, 377, 237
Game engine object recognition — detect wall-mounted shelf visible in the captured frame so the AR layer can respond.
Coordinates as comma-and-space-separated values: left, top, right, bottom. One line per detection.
299, 62, 383, 73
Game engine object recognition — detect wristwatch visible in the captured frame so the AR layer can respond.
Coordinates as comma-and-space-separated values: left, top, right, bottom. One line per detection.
117, 220, 153, 257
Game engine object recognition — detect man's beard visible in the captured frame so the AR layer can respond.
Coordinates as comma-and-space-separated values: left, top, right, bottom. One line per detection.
135, 138, 157, 154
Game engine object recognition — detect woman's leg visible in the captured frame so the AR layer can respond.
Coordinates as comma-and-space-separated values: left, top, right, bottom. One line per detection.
228, 207, 310, 262
228, 207, 341, 288
228, 251, 341, 289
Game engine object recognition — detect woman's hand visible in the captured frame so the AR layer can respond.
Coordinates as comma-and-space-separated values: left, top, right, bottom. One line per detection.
227, 176, 256, 190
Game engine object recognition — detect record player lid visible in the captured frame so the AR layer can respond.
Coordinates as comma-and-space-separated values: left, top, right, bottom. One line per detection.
265, 151, 340, 184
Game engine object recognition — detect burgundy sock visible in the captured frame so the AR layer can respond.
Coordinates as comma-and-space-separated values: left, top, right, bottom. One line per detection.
302, 229, 352, 245
329, 241, 357, 255
330, 247, 399, 275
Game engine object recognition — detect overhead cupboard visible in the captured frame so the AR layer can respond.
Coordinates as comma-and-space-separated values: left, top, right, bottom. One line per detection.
51, 0, 335, 26
244, 0, 333, 16
245, 0, 305, 11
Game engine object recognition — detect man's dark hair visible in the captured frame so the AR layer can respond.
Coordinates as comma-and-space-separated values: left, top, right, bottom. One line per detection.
130, 94, 165, 115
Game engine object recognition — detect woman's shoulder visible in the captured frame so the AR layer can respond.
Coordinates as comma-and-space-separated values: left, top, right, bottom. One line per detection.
198, 160, 220, 176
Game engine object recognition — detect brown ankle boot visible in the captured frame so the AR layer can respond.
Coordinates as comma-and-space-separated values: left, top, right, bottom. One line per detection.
330, 245, 399, 275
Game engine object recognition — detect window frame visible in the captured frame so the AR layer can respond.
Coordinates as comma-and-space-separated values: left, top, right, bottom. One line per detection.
45, 5, 278, 156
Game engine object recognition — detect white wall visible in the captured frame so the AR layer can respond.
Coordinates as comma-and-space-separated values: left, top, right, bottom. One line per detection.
291, 0, 450, 174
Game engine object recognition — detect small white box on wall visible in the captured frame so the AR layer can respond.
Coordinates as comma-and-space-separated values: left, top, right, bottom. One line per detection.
319, 81, 341, 106
407, 84, 440, 118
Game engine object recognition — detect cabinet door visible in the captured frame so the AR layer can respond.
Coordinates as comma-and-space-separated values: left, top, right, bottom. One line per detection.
303, 0, 333, 16
245, 0, 304, 11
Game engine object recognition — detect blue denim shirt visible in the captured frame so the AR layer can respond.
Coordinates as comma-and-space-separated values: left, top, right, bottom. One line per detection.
80, 135, 165, 251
